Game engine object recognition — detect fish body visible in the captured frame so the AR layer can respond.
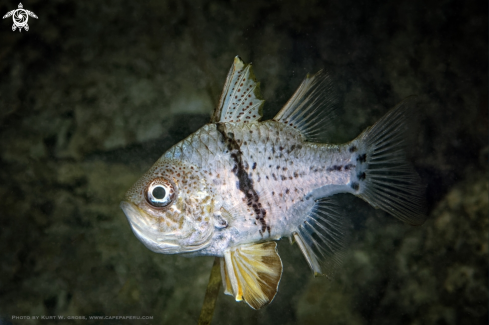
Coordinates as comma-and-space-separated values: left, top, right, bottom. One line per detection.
121, 57, 425, 309
159, 121, 354, 254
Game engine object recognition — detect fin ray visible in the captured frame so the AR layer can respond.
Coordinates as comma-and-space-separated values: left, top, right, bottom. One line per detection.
212, 56, 265, 123
273, 71, 339, 141
293, 197, 349, 277
352, 97, 426, 226
221, 241, 283, 309
220, 257, 234, 296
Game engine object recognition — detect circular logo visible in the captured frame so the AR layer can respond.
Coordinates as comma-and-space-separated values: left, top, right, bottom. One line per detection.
13, 9, 28, 28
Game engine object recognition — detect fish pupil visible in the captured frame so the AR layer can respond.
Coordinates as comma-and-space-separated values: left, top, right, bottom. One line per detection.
152, 186, 166, 200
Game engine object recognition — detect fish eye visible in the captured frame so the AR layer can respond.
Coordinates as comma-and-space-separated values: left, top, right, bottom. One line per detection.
146, 179, 175, 208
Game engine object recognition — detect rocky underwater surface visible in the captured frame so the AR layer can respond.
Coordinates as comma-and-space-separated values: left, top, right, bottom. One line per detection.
0, 1, 487, 324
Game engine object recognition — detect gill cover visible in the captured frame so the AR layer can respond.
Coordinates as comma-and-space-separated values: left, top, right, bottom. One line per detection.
121, 158, 215, 254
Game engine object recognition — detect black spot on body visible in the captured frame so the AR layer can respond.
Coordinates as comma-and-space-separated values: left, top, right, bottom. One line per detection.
287, 145, 296, 154
351, 182, 359, 190
357, 154, 367, 163
358, 172, 366, 181
252, 162, 257, 170
349, 146, 357, 153
344, 164, 355, 171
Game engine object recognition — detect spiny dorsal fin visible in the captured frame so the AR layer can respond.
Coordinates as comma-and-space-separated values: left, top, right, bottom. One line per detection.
221, 241, 283, 309
273, 70, 339, 142
211, 56, 265, 124
293, 197, 350, 277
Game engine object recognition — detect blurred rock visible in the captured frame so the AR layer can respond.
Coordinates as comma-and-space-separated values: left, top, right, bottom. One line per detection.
296, 171, 488, 325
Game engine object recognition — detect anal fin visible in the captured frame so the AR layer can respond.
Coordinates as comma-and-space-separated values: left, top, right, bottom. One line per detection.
220, 242, 283, 309
293, 197, 349, 278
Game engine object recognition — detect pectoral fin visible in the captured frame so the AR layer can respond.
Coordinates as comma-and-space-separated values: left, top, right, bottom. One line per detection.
220, 242, 283, 309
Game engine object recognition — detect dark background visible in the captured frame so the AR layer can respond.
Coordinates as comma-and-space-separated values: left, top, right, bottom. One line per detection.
0, 0, 487, 324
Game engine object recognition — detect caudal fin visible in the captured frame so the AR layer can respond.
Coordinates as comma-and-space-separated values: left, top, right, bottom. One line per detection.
350, 98, 426, 226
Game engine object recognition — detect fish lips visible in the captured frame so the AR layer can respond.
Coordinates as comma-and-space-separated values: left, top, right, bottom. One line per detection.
120, 201, 182, 254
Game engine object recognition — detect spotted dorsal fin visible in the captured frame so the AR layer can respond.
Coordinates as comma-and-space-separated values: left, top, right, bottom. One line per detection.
211, 56, 265, 123
220, 241, 283, 309
273, 70, 339, 141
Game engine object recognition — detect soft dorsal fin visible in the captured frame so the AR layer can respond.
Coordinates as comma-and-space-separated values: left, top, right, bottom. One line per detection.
220, 241, 283, 309
211, 56, 265, 123
292, 197, 349, 277
273, 70, 339, 141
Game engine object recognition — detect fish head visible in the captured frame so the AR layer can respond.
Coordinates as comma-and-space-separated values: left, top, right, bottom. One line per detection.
120, 158, 216, 254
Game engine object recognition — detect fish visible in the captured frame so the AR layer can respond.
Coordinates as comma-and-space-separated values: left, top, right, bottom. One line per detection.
120, 56, 425, 310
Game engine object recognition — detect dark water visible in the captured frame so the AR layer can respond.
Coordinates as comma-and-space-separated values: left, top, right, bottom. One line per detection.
0, 1, 487, 324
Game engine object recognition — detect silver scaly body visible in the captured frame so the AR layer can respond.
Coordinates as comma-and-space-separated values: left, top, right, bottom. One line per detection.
163, 121, 355, 256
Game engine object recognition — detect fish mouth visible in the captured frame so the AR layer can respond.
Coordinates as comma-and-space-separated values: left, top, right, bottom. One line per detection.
120, 201, 181, 254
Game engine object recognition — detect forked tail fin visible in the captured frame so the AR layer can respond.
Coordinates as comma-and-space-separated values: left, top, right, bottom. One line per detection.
350, 97, 426, 226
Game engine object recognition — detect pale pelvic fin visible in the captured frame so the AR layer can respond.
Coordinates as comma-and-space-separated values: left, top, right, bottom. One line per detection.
352, 97, 426, 226
219, 257, 233, 296
293, 197, 349, 277
273, 70, 339, 142
211, 56, 265, 124
221, 241, 283, 309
